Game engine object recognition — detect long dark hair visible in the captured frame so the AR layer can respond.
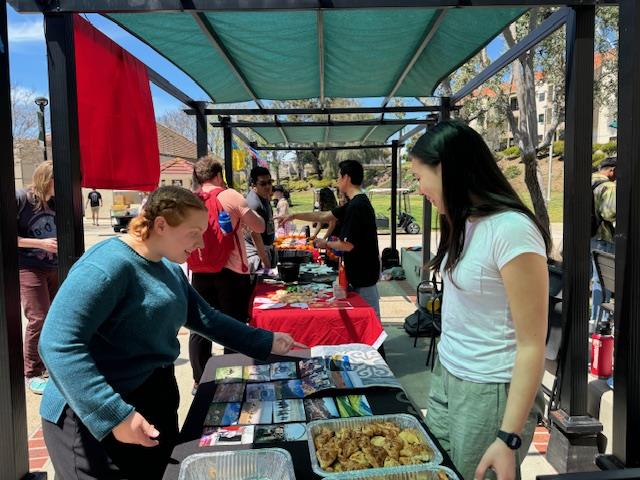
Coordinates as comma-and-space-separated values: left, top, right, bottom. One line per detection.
318, 187, 338, 211
410, 120, 551, 276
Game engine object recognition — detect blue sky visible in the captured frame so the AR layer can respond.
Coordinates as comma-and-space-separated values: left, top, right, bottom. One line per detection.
7, 4, 504, 119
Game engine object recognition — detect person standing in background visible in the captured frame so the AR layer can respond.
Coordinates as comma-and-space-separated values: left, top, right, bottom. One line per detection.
590, 157, 616, 326
188, 157, 266, 390
17, 160, 58, 395
245, 167, 276, 272
86, 188, 103, 226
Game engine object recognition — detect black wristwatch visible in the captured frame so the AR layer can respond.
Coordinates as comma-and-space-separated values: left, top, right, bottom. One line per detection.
497, 430, 522, 450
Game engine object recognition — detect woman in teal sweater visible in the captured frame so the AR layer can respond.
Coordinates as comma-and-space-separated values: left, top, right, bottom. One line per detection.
40, 186, 302, 480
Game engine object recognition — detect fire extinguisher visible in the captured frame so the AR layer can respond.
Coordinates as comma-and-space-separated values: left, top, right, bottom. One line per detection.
590, 322, 614, 378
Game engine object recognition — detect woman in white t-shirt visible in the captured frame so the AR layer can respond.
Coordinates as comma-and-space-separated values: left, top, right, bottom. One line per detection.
409, 121, 551, 480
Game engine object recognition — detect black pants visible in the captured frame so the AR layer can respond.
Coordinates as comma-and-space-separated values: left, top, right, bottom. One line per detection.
43, 366, 179, 480
189, 269, 253, 382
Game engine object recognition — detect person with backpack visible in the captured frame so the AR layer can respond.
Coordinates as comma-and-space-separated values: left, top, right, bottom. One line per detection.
39, 186, 302, 480
187, 157, 266, 390
17, 160, 58, 395
590, 157, 617, 324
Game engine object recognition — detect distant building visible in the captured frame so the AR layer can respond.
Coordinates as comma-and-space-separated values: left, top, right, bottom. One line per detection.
13, 123, 221, 221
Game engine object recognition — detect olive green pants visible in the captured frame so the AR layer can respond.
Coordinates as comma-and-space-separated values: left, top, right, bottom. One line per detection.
426, 359, 544, 480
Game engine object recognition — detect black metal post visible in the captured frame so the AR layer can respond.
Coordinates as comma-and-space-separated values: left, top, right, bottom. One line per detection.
221, 116, 234, 188
546, 6, 602, 473
44, 13, 85, 280
609, 0, 640, 468
195, 101, 208, 159
35, 98, 49, 161
0, 5, 30, 479
391, 140, 398, 252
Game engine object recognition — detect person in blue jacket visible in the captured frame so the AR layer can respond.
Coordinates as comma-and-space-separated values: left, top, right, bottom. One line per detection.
39, 185, 303, 480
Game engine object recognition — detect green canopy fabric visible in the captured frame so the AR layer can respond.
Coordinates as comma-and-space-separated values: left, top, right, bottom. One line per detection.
108, 7, 525, 104
250, 124, 404, 146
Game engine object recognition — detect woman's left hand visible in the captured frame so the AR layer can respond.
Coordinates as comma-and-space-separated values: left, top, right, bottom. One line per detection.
474, 439, 516, 480
271, 332, 307, 355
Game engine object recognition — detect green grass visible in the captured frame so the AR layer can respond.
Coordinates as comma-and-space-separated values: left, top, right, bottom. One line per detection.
288, 187, 564, 231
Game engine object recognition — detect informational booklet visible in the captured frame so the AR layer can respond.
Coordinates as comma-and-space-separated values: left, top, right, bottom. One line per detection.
298, 345, 403, 394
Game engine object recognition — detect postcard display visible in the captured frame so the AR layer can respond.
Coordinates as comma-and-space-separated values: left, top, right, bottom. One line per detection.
199, 344, 402, 447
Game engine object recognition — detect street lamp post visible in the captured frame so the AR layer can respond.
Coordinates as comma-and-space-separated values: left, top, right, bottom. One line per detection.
34, 96, 48, 161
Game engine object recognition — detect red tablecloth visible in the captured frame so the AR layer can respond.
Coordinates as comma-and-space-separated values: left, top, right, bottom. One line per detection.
250, 283, 385, 348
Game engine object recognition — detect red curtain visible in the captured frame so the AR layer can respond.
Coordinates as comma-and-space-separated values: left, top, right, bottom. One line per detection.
74, 15, 159, 191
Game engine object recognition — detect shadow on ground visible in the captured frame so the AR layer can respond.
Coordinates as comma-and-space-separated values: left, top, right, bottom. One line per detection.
383, 324, 436, 414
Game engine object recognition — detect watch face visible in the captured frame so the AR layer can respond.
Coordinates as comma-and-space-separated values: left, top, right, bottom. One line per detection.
499, 430, 522, 450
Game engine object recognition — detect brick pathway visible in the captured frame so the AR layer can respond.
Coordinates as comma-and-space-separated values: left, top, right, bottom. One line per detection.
28, 427, 49, 472
533, 425, 551, 454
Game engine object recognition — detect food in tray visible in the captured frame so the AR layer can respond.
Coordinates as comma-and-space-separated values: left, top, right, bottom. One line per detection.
274, 235, 315, 251
313, 421, 436, 473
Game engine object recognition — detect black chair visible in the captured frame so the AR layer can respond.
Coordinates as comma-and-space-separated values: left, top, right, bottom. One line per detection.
592, 249, 616, 325
542, 260, 564, 422
414, 275, 442, 371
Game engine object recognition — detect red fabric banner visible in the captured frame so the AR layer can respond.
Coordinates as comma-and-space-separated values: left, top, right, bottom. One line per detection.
73, 15, 159, 191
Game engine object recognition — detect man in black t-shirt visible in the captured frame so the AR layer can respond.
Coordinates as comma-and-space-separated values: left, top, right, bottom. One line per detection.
85, 188, 103, 226
277, 160, 381, 319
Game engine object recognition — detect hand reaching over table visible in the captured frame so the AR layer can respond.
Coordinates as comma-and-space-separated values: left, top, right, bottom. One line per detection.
271, 332, 307, 355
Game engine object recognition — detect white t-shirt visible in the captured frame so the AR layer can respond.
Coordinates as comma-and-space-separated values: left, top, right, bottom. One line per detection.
437, 211, 547, 384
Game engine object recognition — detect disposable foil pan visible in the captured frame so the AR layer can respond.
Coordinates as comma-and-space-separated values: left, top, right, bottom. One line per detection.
178, 448, 296, 480
306, 414, 443, 479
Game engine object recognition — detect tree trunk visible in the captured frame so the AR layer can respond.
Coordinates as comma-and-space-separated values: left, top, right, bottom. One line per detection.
311, 149, 323, 179
522, 150, 550, 233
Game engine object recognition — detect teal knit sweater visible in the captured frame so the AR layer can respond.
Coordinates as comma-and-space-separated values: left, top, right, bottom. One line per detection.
39, 237, 273, 441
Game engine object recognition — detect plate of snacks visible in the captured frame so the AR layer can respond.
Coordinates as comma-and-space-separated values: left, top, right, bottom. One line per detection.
307, 414, 443, 478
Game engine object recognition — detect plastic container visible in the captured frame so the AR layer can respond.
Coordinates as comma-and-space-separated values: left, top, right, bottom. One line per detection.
279, 262, 300, 282
218, 211, 233, 234
178, 448, 296, 480
333, 280, 347, 299
325, 465, 460, 480
306, 414, 443, 479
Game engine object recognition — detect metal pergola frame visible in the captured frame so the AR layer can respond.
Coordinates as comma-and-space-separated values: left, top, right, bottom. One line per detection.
3, 2, 639, 479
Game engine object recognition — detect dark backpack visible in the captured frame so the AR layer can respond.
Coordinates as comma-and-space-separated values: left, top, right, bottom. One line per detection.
591, 179, 613, 238
187, 188, 245, 274
381, 247, 400, 270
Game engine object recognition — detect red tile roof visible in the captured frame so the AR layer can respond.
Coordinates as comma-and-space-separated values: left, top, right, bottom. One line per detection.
160, 158, 195, 175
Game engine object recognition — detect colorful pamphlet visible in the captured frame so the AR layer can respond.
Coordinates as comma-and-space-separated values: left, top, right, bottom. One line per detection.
270, 362, 297, 380
303, 397, 340, 421
238, 401, 273, 425
245, 382, 277, 401
212, 383, 245, 403
199, 425, 255, 447
273, 399, 305, 423
336, 395, 373, 418
243, 364, 271, 383
204, 402, 241, 426
254, 423, 308, 443
215, 366, 243, 383
274, 379, 305, 399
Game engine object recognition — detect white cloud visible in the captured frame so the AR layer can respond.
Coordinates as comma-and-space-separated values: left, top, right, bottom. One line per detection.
8, 19, 44, 43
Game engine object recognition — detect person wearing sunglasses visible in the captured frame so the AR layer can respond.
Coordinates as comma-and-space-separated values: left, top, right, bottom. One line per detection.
245, 167, 277, 272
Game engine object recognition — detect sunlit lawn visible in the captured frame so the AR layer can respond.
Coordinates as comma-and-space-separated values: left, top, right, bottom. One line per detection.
288, 188, 563, 232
